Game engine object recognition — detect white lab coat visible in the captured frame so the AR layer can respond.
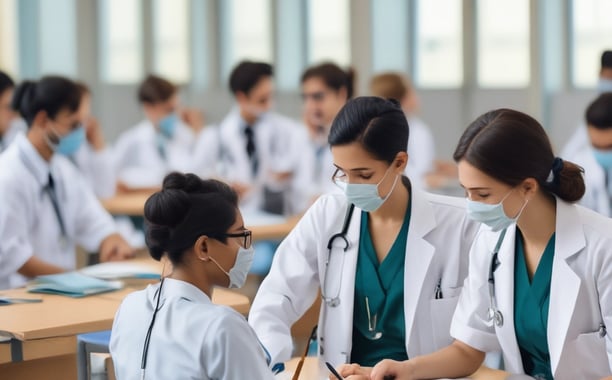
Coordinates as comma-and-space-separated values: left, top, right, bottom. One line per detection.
249, 187, 480, 374
110, 278, 274, 380
0, 118, 27, 153
71, 144, 116, 199
406, 116, 435, 190
450, 199, 612, 379
113, 120, 216, 189
566, 144, 611, 216
302, 139, 339, 198
0, 134, 116, 289
217, 108, 311, 215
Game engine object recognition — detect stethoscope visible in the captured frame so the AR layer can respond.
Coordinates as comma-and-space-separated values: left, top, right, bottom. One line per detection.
488, 228, 507, 327
321, 203, 355, 307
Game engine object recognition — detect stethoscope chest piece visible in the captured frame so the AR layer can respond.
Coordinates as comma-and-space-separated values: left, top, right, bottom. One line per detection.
487, 307, 504, 327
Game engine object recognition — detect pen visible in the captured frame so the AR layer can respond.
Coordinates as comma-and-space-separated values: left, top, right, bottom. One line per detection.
325, 362, 344, 380
435, 278, 443, 299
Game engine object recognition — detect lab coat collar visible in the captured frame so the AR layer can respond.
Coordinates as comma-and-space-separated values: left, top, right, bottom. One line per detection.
403, 188, 437, 356
15, 133, 52, 187
548, 198, 584, 376
148, 278, 212, 307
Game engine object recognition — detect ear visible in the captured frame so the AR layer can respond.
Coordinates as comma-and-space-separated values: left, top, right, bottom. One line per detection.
520, 178, 539, 199
394, 151, 408, 173
235, 91, 248, 104
337, 86, 348, 101
194, 235, 211, 261
33, 110, 49, 128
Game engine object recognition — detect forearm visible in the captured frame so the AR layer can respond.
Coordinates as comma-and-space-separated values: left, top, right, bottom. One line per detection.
409, 341, 484, 379
18, 256, 65, 278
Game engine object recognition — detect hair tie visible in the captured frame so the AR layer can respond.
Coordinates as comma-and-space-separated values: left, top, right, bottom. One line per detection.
549, 157, 564, 186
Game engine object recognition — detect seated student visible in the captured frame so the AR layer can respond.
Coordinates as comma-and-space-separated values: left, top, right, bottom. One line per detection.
249, 97, 479, 374
218, 60, 310, 216
357, 109, 612, 380
0, 70, 25, 153
114, 74, 213, 191
67, 83, 116, 199
0, 76, 133, 290
300, 62, 354, 197
566, 93, 612, 217
110, 173, 274, 380
370, 72, 435, 189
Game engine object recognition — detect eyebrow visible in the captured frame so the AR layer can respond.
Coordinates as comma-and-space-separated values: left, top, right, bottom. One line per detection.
333, 164, 373, 172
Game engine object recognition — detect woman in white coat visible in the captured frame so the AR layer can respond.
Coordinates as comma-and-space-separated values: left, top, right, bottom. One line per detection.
248, 97, 480, 376
110, 173, 274, 380
367, 109, 612, 380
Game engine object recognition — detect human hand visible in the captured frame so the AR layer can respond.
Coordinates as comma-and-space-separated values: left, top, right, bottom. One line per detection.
370, 359, 414, 380
99, 233, 135, 262
333, 363, 372, 379
180, 108, 205, 133
84, 116, 106, 151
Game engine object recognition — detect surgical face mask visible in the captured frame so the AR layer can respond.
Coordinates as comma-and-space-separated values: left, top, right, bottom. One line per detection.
45, 125, 85, 156
466, 189, 528, 232
210, 246, 254, 288
158, 113, 178, 138
597, 78, 612, 94
335, 165, 400, 212
593, 148, 612, 170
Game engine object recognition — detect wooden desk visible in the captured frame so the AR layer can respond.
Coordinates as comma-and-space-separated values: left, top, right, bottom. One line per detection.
283, 357, 510, 380
101, 193, 300, 241
0, 275, 249, 379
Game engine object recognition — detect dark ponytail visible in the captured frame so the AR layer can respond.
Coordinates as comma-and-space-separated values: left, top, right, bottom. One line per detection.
11, 76, 81, 127
453, 108, 585, 203
144, 173, 239, 264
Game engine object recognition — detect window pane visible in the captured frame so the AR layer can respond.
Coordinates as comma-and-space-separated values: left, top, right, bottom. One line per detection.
153, 0, 190, 83
276, 0, 306, 90
416, 0, 462, 88
99, 0, 143, 83
308, 0, 350, 66
572, 0, 612, 87
220, 0, 272, 79
477, 0, 530, 87
0, 0, 19, 77
371, 0, 409, 72
39, 0, 76, 76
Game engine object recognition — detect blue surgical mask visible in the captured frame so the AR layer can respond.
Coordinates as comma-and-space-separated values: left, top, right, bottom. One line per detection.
597, 78, 612, 94
335, 166, 400, 212
158, 113, 178, 138
210, 246, 254, 288
593, 148, 612, 170
466, 189, 528, 232
46, 126, 86, 156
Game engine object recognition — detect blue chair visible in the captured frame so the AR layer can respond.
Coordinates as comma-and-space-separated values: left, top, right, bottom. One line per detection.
76, 330, 111, 380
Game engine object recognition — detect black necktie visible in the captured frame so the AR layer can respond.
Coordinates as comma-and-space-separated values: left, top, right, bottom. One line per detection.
44, 173, 67, 238
244, 126, 258, 175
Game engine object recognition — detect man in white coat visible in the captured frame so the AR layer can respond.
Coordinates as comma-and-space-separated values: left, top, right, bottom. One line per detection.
566, 93, 612, 216
0, 71, 24, 153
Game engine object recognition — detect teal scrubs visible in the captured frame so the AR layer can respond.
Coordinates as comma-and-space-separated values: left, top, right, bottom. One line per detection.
350, 199, 411, 366
514, 229, 555, 380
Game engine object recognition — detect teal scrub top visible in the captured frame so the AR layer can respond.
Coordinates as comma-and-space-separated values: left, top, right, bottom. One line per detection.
350, 199, 411, 367
514, 229, 555, 380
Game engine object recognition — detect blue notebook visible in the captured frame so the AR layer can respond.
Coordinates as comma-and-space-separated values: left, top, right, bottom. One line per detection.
27, 272, 123, 298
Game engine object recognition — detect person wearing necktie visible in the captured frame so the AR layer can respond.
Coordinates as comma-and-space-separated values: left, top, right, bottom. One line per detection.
0, 76, 134, 290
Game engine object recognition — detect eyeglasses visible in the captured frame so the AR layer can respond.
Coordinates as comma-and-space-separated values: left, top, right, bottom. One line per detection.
292, 325, 317, 380
301, 91, 329, 102
223, 229, 252, 249
331, 168, 348, 184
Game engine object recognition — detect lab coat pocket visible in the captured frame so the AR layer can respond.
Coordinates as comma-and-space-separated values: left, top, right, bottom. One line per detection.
430, 294, 461, 350
562, 330, 610, 379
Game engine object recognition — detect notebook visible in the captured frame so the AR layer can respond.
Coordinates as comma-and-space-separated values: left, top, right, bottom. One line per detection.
27, 272, 123, 298
79, 261, 160, 280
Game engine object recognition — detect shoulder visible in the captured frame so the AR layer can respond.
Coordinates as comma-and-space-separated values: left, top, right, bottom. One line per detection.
116, 121, 151, 143
420, 191, 469, 218
575, 204, 612, 241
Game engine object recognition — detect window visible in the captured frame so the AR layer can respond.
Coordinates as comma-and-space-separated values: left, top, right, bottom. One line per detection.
220, 0, 273, 80
153, 0, 190, 83
371, 0, 409, 73
572, 0, 612, 87
415, 0, 462, 88
308, 0, 350, 66
39, 0, 77, 76
0, 0, 19, 77
477, 0, 530, 87
99, 0, 143, 83
276, 0, 306, 90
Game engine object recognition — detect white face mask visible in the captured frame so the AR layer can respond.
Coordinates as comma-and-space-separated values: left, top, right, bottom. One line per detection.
210, 246, 254, 288
466, 189, 528, 232
335, 165, 400, 212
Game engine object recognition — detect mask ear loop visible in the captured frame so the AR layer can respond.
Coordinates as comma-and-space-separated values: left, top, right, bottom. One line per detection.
140, 261, 167, 379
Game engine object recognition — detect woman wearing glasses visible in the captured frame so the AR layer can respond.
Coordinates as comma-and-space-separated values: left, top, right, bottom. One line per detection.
110, 172, 275, 380
249, 97, 480, 376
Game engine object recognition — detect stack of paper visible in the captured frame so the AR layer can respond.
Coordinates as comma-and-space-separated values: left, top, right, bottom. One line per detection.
27, 272, 123, 298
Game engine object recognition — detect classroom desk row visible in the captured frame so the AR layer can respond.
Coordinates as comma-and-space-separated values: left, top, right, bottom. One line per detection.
0, 258, 250, 380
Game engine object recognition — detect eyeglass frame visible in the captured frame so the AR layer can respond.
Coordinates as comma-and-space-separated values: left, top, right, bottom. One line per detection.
222, 229, 252, 249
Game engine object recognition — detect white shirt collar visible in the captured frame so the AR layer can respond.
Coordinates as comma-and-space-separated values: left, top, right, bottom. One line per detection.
15, 133, 52, 187
150, 277, 212, 306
